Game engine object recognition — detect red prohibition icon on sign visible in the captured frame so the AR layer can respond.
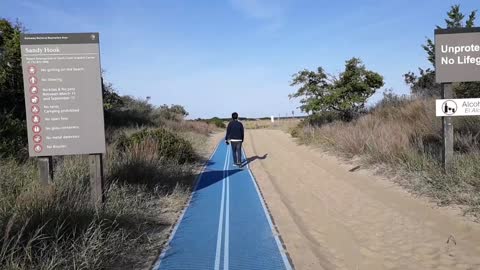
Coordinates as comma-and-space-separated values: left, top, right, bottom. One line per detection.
31, 95, 39, 104
32, 125, 41, 133
31, 105, 40, 114
32, 115, 41, 124
33, 144, 43, 153
28, 65, 37, 75
28, 76, 38, 85
33, 135, 42, 143
30, 86, 39, 94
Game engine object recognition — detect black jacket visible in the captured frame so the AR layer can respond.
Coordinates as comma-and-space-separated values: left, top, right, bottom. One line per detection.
225, 120, 244, 141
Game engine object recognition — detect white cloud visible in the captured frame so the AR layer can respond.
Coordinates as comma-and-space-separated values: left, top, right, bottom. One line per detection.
230, 0, 291, 30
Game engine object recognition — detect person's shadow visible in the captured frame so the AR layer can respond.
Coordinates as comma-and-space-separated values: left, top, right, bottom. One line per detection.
242, 153, 268, 167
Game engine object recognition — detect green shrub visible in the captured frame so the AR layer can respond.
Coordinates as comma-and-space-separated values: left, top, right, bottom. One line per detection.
0, 19, 28, 160
207, 117, 226, 128
104, 109, 154, 128
0, 114, 28, 160
304, 111, 342, 127
116, 128, 197, 164
289, 125, 301, 138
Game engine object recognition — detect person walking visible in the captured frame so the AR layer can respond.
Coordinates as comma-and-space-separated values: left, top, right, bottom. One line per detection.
225, 112, 244, 167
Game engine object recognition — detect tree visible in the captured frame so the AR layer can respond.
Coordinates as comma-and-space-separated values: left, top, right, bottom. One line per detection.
404, 5, 478, 97
404, 68, 440, 97
207, 117, 226, 128
153, 104, 189, 122
423, 5, 476, 67
289, 57, 384, 120
0, 19, 28, 158
102, 80, 123, 111
169, 104, 189, 118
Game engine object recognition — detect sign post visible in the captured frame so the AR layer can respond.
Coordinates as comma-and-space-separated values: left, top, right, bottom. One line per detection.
20, 33, 106, 205
38, 156, 53, 185
435, 27, 480, 172
441, 83, 454, 172
89, 154, 105, 208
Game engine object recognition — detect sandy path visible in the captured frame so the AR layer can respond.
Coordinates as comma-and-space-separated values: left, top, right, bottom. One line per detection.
242, 129, 480, 270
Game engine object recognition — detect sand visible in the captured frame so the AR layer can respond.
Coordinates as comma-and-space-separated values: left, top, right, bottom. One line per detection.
240, 129, 480, 270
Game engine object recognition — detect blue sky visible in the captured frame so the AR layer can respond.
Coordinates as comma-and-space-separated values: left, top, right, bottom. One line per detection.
2, 0, 478, 118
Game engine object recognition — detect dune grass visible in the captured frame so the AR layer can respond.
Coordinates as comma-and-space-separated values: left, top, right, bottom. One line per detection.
0, 127, 210, 269
291, 97, 480, 219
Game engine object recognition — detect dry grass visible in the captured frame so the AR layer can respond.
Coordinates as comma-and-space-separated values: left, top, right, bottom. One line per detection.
108, 137, 196, 189
292, 97, 480, 218
179, 131, 210, 157
0, 158, 126, 270
301, 99, 440, 162
0, 125, 210, 269
163, 120, 216, 136
244, 119, 300, 131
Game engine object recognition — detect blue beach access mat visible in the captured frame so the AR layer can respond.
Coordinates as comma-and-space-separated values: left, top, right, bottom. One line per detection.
153, 141, 293, 270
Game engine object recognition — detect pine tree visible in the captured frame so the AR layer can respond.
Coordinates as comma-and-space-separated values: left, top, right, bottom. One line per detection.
404, 5, 478, 97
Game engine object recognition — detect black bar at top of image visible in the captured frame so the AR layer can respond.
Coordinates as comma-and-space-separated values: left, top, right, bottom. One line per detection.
435, 27, 480, 35
20, 33, 100, 45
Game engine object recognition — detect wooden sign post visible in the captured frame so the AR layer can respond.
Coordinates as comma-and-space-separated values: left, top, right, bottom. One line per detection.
441, 83, 454, 173
38, 156, 53, 185
89, 154, 105, 208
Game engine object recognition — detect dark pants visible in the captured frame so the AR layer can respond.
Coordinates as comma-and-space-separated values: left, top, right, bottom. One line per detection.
231, 141, 243, 165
